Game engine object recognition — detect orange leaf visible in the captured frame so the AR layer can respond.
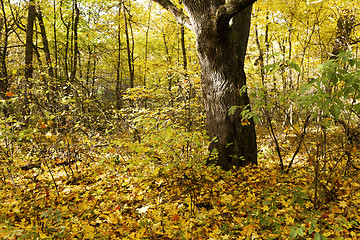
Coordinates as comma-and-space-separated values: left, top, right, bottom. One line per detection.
6, 91, 14, 97
350, 146, 358, 153
108, 147, 116, 153
242, 224, 255, 236
171, 214, 180, 221
241, 118, 250, 126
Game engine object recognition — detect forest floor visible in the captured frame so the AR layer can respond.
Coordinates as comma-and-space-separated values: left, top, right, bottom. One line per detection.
1, 126, 360, 240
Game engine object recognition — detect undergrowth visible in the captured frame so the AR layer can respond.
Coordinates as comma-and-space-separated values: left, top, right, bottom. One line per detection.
0, 121, 359, 239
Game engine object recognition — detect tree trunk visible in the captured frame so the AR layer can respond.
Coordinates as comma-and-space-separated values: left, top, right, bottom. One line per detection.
143, 1, 152, 86
198, 8, 257, 170
36, 7, 54, 78
70, 0, 79, 82
330, 13, 355, 59
123, 2, 134, 88
86, 46, 93, 96
36, 6, 59, 112
153, 0, 258, 170
53, 0, 58, 78
24, 0, 36, 82
23, 0, 37, 119
180, 23, 187, 70
0, 6, 9, 102
91, 57, 97, 96
60, 0, 70, 81
116, 1, 123, 109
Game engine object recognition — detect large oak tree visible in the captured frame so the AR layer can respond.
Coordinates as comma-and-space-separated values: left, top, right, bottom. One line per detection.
152, 0, 258, 170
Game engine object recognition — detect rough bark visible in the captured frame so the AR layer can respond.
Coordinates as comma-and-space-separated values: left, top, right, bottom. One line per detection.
53, 0, 58, 78
0, 15, 3, 48
330, 13, 356, 59
143, 1, 152, 86
0, 9, 8, 101
180, 24, 187, 70
24, 0, 36, 82
70, 0, 80, 82
60, 0, 70, 81
116, 1, 123, 109
23, 0, 36, 119
123, 2, 134, 88
36, 7, 54, 78
153, 0, 258, 170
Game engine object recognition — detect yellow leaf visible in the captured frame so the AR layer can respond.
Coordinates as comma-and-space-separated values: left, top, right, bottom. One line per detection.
136, 228, 146, 238
29, 183, 36, 190
331, 205, 342, 213
286, 216, 295, 225
261, 205, 270, 212
221, 234, 230, 239
221, 194, 234, 204
83, 224, 95, 238
129, 232, 136, 239
242, 224, 255, 236
339, 201, 347, 208
108, 147, 116, 153
13, 207, 20, 213
152, 222, 161, 232
39, 232, 48, 238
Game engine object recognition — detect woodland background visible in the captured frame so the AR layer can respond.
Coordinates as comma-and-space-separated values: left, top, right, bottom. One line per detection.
1, 0, 360, 239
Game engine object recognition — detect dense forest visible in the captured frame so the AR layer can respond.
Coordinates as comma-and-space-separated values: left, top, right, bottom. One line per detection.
1, 0, 360, 239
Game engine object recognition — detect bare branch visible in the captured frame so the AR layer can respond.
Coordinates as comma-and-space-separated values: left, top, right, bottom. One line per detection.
216, 0, 258, 31
152, 0, 192, 30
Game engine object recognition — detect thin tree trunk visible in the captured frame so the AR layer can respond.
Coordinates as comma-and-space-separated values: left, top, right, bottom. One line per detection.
287, 20, 293, 89
86, 46, 92, 88
36, 7, 54, 78
161, 14, 171, 64
60, 1, 70, 81
180, 23, 187, 71
23, 0, 36, 119
36, 6, 58, 112
53, 0, 58, 78
143, 1, 152, 86
116, 1, 123, 109
123, 2, 134, 88
178, 0, 187, 71
91, 57, 96, 96
24, 0, 36, 82
70, 0, 79, 82
0, 3, 9, 102
0, 13, 4, 91
160, 13, 172, 92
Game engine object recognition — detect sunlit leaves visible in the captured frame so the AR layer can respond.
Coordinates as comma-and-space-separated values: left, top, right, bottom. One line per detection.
290, 225, 305, 239
298, 51, 360, 120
